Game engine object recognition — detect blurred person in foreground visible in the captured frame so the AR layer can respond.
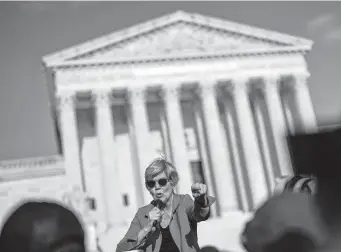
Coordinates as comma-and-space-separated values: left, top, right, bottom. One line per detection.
288, 127, 341, 234
297, 127, 341, 252
241, 127, 341, 252
241, 192, 328, 252
0, 200, 86, 252
116, 157, 215, 252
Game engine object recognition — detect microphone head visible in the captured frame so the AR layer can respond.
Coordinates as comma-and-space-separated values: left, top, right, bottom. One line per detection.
154, 199, 164, 209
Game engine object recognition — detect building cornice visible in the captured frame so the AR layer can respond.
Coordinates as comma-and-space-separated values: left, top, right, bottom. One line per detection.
46, 45, 311, 70
0, 167, 65, 182
0, 155, 65, 182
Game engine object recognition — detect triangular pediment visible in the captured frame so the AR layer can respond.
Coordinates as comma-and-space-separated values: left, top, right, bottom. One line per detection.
71, 22, 287, 60
43, 11, 313, 64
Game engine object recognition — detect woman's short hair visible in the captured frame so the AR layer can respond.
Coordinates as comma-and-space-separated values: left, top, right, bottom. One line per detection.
145, 158, 179, 187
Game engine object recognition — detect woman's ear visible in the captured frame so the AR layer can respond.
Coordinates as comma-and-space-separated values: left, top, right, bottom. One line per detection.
169, 180, 176, 189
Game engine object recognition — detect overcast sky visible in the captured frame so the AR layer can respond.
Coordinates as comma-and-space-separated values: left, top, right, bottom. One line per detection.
0, 1, 341, 160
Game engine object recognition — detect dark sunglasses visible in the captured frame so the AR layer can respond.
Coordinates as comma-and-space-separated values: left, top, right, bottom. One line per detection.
146, 178, 168, 188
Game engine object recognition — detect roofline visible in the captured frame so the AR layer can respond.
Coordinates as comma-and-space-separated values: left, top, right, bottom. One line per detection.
42, 10, 313, 64
44, 44, 312, 69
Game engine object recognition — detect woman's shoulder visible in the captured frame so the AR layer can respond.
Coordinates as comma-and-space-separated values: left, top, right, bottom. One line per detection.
176, 193, 192, 198
176, 193, 216, 206
134, 202, 154, 217
175, 194, 194, 205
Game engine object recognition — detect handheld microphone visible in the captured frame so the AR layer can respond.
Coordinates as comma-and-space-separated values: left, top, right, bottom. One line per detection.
152, 199, 164, 227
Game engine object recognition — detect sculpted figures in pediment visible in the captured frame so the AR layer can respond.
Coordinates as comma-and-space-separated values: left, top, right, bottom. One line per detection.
88, 23, 273, 59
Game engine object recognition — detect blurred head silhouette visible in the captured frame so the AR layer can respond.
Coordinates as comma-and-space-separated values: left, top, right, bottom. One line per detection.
241, 192, 327, 252
0, 200, 85, 252
200, 245, 220, 252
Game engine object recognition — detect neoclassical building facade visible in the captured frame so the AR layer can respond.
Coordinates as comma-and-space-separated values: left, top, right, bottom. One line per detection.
0, 11, 318, 252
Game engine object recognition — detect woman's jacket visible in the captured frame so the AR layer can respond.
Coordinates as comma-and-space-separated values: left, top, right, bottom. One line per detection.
116, 193, 215, 252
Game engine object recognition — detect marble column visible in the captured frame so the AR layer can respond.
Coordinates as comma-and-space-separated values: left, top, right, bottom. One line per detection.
292, 73, 318, 133
228, 78, 268, 210
283, 100, 295, 135
93, 89, 121, 226
161, 84, 193, 195
56, 91, 83, 188
198, 82, 238, 213
193, 101, 217, 216
262, 76, 292, 177
127, 87, 152, 206
252, 91, 276, 193
222, 98, 249, 212
160, 107, 171, 160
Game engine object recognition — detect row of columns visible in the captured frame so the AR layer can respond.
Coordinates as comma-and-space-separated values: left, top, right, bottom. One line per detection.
56, 71, 317, 225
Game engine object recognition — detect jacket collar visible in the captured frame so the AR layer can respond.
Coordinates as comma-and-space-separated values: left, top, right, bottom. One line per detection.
144, 193, 181, 218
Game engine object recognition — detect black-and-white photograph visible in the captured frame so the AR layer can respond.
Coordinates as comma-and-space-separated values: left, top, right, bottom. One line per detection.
0, 1, 341, 252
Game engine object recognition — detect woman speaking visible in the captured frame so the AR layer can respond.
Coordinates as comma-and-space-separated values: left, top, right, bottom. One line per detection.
116, 158, 215, 252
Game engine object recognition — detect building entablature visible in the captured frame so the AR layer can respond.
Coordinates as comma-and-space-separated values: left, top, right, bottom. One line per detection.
53, 53, 308, 94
